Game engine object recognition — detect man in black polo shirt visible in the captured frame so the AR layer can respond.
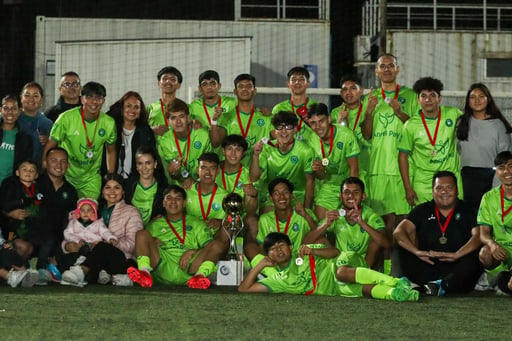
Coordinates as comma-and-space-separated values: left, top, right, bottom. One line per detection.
393, 171, 483, 296
38, 147, 78, 251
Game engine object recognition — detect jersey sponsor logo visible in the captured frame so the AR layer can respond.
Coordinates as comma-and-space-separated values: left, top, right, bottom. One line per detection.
292, 223, 299, 232
246, 136, 256, 146
398, 97, 406, 104
445, 118, 453, 127
378, 113, 395, 128
193, 141, 202, 149
99, 128, 106, 137
336, 141, 344, 150
212, 202, 221, 211
290, 156, 299, 164
257, 119, 265, 127
0, 142, 15, 151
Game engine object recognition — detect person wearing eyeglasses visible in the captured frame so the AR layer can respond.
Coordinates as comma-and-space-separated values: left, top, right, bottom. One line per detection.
44, 71, 82, 123
42, 82, 117, 199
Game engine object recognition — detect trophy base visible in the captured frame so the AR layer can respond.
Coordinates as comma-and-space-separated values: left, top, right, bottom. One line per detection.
216, 260, 244, 286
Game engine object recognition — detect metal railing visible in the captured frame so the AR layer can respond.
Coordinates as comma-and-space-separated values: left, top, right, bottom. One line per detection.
234, 0, 330, 21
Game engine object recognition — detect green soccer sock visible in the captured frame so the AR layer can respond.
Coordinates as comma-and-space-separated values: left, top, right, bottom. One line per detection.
196, 261, 216, 277
370, 284, 395, 300
371, 285, 418, 302
250, 253, 278, 277
355, 267, 396, 286
383, 259, 392, 275
136, 255, 152, 272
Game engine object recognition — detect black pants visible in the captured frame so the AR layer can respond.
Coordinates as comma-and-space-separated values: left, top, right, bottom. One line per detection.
398, 247, 483, 293
461, 166, 495, 219
0, 248, 27, 269
81, 242, 133, 282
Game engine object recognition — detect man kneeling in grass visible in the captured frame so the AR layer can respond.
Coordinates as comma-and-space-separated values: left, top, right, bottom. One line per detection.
127, 185, 224, 289
238, 232, 418, 301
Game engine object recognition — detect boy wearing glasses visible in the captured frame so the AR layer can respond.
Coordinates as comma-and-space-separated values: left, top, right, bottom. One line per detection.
43, 82, 117, 199
44, 71, 82, 123
398, 77, 463, 205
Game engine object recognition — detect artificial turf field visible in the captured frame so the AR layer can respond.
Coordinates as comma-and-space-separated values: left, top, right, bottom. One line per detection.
0, 284, 508, 341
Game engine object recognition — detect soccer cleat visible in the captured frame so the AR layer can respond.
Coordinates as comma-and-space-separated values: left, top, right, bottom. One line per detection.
112, 274, 133, 286
61, 265, 87, 287
474, 272, 492, 291
424, 279, 446, 296
36, 269, 50, 286
7, 269, 29, 288
46, 264, 62, 282
97, 270, 112, 285
395, 277, 413, 291
187, 274, 211, 290
21, 269, 40, 288
127, 267, 153, 288
390, 287, 419, 302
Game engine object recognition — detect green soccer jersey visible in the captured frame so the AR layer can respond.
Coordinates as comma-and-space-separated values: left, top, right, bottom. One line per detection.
147, 214, 213, 285
478, 186, 512, 255
131, 181, 158, 226
326, 203, 385, 256
258, 140, 313, 203
331, 103, 371, 183
186, 183, 228, 222
147, 99, 167, 129
50, 107, 116, 198
398, 106, 463, 203
363, 86, 419, 176
257, 210, 311, 255
215, 164, 251, 198
0, 128, 16, 185
218, 107, 272, 166
157, 127, 212, 183
189, 96, 237, 129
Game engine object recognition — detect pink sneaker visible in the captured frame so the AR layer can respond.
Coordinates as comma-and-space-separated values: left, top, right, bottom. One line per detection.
127, 267, 153, 288
187, 274, 211, 290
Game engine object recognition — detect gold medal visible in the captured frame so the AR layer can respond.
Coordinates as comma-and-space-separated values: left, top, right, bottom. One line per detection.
439, 235, 447, 244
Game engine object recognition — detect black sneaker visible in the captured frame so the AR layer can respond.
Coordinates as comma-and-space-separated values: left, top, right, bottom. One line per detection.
424, 279, 445, 296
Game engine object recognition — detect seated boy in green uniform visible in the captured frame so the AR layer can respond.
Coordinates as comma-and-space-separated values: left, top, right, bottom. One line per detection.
127, 185, 224, 289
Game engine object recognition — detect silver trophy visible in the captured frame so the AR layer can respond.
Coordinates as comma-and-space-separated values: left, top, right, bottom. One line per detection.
222, 193, 245, 260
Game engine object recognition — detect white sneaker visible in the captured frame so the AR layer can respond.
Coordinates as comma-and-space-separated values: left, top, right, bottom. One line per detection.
61, 265, 86, 287
474, 272, 492, 291
112, 274, 133, 286
97, 270, 111, 285
7, 269, 29, 288
21, 269, 40, 288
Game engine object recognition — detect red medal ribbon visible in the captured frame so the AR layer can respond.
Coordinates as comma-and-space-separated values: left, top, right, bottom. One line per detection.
420, 108, 441, 149
304, 254, 317, 296
198, 184, 218, 221
381, 84, 400, 102
24, 184, 40, 205
274, 211, 293, 235
80, 106, 100, 149
236, 106, 255, 138
435, 206, 455, 236
500, 185, 512, 222
291, 97, 308, 131
202, 97, 221, 126
352, 103, 363, 131
222, 165, 242, 193
166, 214, 186, 244
160, 99, 169, 127
172, 127, 191, 167
320, 125, 334, 159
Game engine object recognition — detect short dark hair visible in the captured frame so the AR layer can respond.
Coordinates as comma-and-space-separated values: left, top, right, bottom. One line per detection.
307, 103, 329, 119
60, 71, 80, 80
263, 232, 292, 254
163, 185, 187, 200
45, 147, 68, 159
413, 77, 444, 96
340, 176, 365, 193
432, 171, 457, 189
198, 152, 220, 166
21, 82, 44, 98
102, 173, 124, 189
234, 73, 256, 87
268, 177, 294, 195
271, 111, 298, 128
157, 66, 183, 83
377, 53, 398, 64
287, 66, 309, 80
221, 134, 248, 151
2, 94, 20, 106
81, 82, 107, 98
166, 98, 189, 117
339, 74, 362, 88
495, 151, 512, 167
199, 70, 220, 84
16, 159, 38, 171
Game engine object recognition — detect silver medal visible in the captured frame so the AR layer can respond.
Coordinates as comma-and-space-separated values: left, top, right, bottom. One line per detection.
322, 158, 329, 167
295, 257, 304, 266
86, 150, 94, 159
338, 208, 346, 217
181, 170, 189, 178
384, 97, 392, 104
261, 137, 269, 144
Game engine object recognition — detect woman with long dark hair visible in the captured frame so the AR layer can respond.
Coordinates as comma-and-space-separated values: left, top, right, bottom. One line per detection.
456, 83, 512, 216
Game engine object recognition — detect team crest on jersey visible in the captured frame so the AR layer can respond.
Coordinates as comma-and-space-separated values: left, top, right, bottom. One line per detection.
99, 128, 105, 137
292, 223, 299, 232
236, 181, 243, 189
290, 156, 299, 164
186, 225, 192, 231
445, 119, 453, 127
194, 141, 202, 149
62, 192, 69, 199
378, 113, 395, 128
257, 119, 265, 127
455, 212, 461, 221
336, 141, 344, 150
212, 203, 221, 211
222, 108, 227, 113
398, 97, 406, 104
36, 193, 44, 201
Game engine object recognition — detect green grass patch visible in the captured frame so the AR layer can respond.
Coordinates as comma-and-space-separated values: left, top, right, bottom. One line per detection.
0, 285, 507, 340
